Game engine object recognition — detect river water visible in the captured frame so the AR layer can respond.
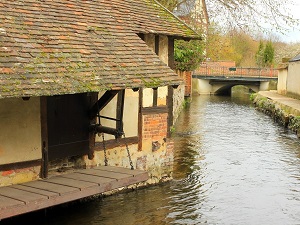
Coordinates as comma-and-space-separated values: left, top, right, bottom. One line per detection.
3, 92, 300, 225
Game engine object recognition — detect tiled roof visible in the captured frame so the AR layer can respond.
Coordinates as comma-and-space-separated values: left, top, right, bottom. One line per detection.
114, 0, 200, 39
0, 0, 183, 99
289, 54, 300, 62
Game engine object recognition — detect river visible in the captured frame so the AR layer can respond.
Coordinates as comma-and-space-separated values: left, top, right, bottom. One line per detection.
3, 91, 300, 225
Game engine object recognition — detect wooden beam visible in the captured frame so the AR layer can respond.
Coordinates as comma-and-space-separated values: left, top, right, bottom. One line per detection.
0, 159, 41, 172
142, 106, 168, 114
138, 88, 143, 151
88, 93, 98, 160
94, 136, 138, 151
90, 125, 123, 138
116, 90, 125, 133
40, 96, 48, 178
89, 90, 119, 119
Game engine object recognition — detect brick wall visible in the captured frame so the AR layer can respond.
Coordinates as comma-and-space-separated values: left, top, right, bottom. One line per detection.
177, 70, 192, 97
142, 113, 168, 141
183, 71, 192, 96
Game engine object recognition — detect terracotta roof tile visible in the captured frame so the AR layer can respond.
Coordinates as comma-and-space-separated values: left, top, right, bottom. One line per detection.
0, 0, 186, 98
113, 0, 200, 39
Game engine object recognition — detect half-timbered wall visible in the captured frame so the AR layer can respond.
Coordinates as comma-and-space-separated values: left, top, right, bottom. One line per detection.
97, 89, 139, 142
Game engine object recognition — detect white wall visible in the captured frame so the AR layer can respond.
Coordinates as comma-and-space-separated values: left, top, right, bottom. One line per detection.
287, 62, 300, 97
277, 68, 288, 95
0, 97, 41, 164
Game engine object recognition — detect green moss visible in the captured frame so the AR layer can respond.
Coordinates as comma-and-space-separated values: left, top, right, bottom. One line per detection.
249, 93, 257, 101
170, 126, 176, 134
141, 77, 162, 88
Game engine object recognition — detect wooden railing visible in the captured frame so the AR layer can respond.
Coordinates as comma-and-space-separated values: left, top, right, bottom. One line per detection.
194, 66, 278, 78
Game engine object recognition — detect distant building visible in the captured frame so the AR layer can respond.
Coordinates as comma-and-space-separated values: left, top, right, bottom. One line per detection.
286, 54, 300, 98
174, 0, 209, 34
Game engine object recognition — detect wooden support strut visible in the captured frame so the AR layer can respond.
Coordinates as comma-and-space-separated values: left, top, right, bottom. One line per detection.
89, 90, 119, 119
88, 90, 125, 139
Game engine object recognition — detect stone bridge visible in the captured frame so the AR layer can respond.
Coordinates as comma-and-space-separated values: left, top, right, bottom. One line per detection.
192, 66, 278, 95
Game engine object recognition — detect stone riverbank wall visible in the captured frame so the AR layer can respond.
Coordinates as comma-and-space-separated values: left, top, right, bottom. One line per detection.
253, 92, 300, 138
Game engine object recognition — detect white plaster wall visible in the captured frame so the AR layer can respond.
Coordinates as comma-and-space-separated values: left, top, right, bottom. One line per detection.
0, 97, 41, 164
277, 69, 288, 95
158, 35, 168, 65
123, 90, 139, 137
158, 86, 167, 106
144, 34, 155, 52
143, 88, 154, 107
287, 62, 300, 97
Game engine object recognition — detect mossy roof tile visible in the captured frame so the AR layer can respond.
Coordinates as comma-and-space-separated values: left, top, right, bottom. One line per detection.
115, 0, 200, 39
0, 0, 186, 98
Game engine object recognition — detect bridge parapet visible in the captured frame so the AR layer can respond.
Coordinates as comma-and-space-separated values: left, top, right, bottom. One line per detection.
194, 65, 278, 78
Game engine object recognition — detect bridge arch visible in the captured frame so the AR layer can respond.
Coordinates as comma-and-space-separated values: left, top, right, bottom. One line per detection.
192, 78, 270, 95
214, 83, 259, 95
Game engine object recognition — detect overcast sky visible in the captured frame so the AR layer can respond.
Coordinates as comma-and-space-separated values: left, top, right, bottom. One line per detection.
277, 2, 300, 43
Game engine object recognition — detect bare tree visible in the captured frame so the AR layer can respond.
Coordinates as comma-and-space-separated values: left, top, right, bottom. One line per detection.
158, 0, 299, 35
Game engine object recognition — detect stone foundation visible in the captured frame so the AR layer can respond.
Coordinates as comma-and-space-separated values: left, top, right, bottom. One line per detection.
0, 166, 40, 187
253, 94, 300, 137
85, 140, 174, 185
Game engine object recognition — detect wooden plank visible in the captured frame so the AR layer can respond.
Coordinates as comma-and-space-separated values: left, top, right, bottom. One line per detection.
0, 166, 149, 220
21, 180, 79, 196
61, 173, 115, 184
94, 166, 146, 176
0, 187, 47, 204
0, 159, 41, 172
44, 176, 98, 190
12, 185, 58, 198
76, 169, 131, 180
0, 195, 24, 210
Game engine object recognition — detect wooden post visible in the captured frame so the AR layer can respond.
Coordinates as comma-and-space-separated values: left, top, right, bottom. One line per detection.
138, 88, 143, 151
88, 92, 98, 160
40, 96, 48, 178
116, 90, 125, 133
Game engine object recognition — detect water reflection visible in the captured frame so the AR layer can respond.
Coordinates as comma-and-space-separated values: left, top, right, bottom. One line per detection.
2, 91, 300, 225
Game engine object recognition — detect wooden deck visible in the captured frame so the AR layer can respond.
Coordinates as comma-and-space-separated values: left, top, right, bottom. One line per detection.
0, 166, 149, 220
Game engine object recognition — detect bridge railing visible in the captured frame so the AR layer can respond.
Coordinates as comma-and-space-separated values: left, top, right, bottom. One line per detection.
194, 66, 278, 78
